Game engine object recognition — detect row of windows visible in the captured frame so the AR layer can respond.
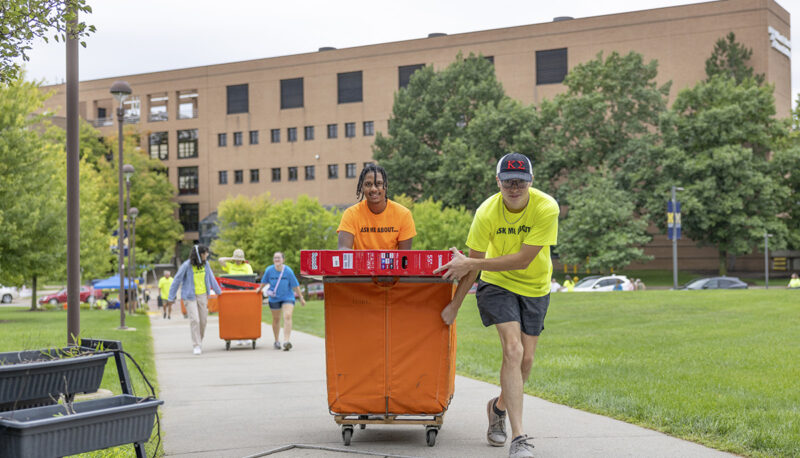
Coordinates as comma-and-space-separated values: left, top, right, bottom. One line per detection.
149, 129, 198, 160
225, 49, 565, 114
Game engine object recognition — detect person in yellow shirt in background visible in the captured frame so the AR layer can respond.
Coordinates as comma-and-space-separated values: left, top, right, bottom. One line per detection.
337, 163, 416, 250
158, 271, 173, 319
434, 152, 559, 458
218, 249, 254, 275
562, 276, 575, 292
787, 273, 800, 289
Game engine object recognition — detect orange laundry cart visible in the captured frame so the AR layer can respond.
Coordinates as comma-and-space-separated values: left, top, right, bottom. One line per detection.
301, 250, 457, 447
217, 290, 262, 350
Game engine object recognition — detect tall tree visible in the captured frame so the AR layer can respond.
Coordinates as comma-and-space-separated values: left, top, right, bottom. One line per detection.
655, 76, 788, 274
705, 32, 765, 85
373, 53, 536, 210
0, 0, 95, 84
406, 197, 474, 251
211, 194, 273, 271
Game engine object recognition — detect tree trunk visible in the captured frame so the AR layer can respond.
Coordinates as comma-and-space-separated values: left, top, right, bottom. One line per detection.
718, 250, 728, 276
29, 275, 38, 311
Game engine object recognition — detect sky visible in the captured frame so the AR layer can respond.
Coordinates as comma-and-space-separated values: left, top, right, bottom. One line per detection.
17, 0, 799, 109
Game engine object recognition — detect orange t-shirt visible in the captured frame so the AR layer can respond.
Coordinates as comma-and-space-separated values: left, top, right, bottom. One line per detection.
337, 199, 416, 249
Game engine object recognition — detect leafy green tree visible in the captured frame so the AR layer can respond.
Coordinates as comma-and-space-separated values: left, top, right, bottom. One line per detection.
0, 0, 95, 84
557, 173, 651, 271
250, 195, 339, 272
408, 197, 474, 250
211, 194, 273, 271
655, 76, 789, 274
373, 53, 536, 210
705, 32, 765, 85
0, 77, 65, 309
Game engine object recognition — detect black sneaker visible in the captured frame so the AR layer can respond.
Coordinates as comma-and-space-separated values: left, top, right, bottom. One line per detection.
283, 342, 292, 351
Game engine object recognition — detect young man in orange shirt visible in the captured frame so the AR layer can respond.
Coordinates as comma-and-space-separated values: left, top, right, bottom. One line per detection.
337, 163, 416, 250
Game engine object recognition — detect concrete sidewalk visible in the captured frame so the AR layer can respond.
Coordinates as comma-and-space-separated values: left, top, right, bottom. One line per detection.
151, 314, 733, 458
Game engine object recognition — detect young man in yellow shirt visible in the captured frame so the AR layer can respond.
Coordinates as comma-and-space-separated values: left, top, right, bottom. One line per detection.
157, 271, 173, 319
337, 163, 416, 250
435, 153, 559, 458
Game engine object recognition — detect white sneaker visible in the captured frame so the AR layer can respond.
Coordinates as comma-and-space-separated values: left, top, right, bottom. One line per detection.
193, 346, 202, 355
509, 434, 535, 458
273, 341, 282, 350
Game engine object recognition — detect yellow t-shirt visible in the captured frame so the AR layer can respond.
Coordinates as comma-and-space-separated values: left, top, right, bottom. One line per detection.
337, 199, 416, 250
158, 276, 173, 299
222, 262, 254, 275
192, 266, 207, 296
466, 187, 559, 297
789, 278, 800, 288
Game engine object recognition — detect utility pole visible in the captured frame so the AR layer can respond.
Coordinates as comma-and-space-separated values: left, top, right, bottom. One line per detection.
670, 186, 683, 290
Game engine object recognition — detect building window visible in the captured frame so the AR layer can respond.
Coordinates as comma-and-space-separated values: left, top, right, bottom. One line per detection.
305, 165, 315, 180
327, 124, 338, 139
328, 164, 339, 179
536, 48, 568, 85
122, 96, 140, 124
234, 170, 243, 184
304, 126, 314, 141
345, 122, 356, 138
219, 170, 228, 185
149, 131, 168, 160
271, 129, 280, 143
363, 121, 374, 136
484, 55, 494, 65
249, 130, 259, 144
288, 167, 298, 181
177, 89, 198, 119
345, 163, 356, 178
271, 167, 281, 182
337, 71, 363, 104
280, 77, 304, 109
398, 64, 425, 89
288, 127, 297, 142
234, 131, 243, 146
250, 169, 259, 183
177, 129, 198, 158
178, 166, 198, 195
363, 161, 373, 169
97, 107, 107, 119
227, 84, 249, 114
148, 93, 168, 122
179, 203, 199, 232
218, 133, 227, 147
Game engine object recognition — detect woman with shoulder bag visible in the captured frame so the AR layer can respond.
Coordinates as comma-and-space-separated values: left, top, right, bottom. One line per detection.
256, 252, 305, 351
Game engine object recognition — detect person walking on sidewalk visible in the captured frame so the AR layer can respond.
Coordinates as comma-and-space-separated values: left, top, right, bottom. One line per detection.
167, 245, 222, 355
256, 252, 305, 351
337, 163, 416, 250
158, 270, 173, 318
435, 152, 559, 458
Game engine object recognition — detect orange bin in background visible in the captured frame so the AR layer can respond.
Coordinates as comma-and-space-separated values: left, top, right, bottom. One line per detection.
180, 294, 220, 316
323, 277, 456, 447
217, 290, 262, 350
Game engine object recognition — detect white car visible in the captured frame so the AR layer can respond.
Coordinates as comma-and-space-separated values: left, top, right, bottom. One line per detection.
0, 285, 18, 303
573, 275, 633, 292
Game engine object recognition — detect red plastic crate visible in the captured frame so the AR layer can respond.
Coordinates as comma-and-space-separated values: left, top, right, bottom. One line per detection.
300, 250, 455, 277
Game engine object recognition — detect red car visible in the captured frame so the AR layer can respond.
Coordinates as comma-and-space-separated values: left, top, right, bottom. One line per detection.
39, 286, 104, 305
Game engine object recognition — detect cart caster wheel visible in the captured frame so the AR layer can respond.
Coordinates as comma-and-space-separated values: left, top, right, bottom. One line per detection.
358, 415, 367, 429
225, 341, 231, 351
342, 426, 353, 446
252, 340, 256, 349
426, 428, 437, 447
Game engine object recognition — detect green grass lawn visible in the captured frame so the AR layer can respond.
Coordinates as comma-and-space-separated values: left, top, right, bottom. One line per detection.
0, 307, 162, 457
275, 289, 800, 457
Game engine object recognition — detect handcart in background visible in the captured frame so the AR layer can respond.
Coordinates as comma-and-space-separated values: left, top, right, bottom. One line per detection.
301, 249, 457, 447
215, 276, 263, 350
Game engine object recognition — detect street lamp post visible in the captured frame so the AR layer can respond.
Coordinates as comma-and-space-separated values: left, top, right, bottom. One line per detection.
111, 81, 132, 329
764, 232, 773, 289
670, 186, 684, 290
123, 164, 134, 314
129, 207, 139, 310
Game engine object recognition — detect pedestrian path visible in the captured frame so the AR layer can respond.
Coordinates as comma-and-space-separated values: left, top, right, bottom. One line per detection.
150, 314, 734, 457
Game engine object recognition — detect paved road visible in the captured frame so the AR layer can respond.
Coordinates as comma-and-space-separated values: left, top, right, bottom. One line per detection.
150, 312, 734, 458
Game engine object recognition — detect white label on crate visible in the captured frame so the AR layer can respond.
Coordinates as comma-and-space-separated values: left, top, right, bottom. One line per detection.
343, 253, 354, 269
438, 254, 443, 268
332, 256, 340, 268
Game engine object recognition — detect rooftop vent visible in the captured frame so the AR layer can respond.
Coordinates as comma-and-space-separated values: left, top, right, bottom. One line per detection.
318, 46, 337, 52
553, 16, 574, 22
427, 33, 447, 38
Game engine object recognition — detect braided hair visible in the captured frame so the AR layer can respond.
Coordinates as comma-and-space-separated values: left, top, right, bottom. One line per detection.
190, 244, 209, 268
356, 163, 388, 202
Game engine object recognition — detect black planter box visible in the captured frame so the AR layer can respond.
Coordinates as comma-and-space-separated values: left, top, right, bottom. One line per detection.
0, 349, 111, 411
0, 394, 163, 457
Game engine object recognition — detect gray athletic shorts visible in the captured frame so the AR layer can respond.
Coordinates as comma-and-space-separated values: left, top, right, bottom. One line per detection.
475, 280, 550, 336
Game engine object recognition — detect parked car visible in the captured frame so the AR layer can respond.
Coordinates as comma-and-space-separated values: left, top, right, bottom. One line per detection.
0, 285, 18, 303
573, 275, 633, 292
676, 276, 748, 290
38, 286, 104, 305
306, 282, 324, 300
